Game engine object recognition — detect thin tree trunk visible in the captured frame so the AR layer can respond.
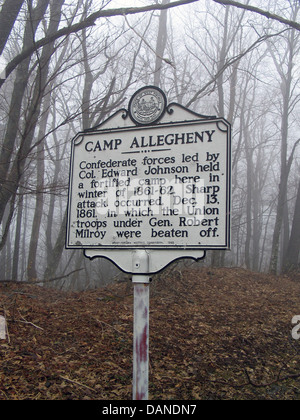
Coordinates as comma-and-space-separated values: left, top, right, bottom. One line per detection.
44, 209, 67, 281
244, 122, 253, 270
27, 130, 45, 281
0, 0, 25, 55
282, 180, 300, 273
12, 188, 24, 280
153, 0, 170, 87
252, 157, 261, 272
0, 0, 50, 228
269, 11, 298, 274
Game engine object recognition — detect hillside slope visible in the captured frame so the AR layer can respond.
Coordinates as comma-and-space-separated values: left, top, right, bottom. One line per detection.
0, 267, 299, 400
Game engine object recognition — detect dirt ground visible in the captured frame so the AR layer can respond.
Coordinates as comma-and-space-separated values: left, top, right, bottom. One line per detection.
0, 267, 299, 400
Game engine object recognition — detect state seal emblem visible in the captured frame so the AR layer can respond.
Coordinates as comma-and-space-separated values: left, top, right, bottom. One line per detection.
129, 86, 167, 126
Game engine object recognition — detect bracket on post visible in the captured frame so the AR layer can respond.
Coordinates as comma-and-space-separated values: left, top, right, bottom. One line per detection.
132, 250, 151, 284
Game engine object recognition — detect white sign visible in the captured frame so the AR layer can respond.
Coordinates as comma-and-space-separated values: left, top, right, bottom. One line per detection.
66, 87, 231, 253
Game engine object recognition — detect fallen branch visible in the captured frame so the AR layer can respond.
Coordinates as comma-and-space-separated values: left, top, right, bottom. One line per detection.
0, 269, 83, 285
243, 368, 300, 388
17, 313, 44, 331
59, 375, 95, 392
42, 268, 84, 284
94, 318, 126, 336
208, 367, 300, 389
17, 319, 44, 331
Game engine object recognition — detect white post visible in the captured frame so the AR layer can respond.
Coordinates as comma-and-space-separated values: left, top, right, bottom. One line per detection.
132, 250, 150, 400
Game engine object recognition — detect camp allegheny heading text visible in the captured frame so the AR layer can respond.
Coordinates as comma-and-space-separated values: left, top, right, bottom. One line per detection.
84, 130, 216, 152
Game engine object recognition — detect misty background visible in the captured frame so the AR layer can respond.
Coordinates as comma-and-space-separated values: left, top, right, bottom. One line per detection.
0, 0, 299, 290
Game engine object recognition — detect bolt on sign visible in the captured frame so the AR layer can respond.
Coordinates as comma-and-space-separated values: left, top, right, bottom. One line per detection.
66, 86, 231, 257
66, 86, 231, 400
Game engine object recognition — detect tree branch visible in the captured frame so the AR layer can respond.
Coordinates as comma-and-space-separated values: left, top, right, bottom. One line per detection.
1, 0, 299, 89
287, 138, 300, 174
243, 368, 300, 389
124, 14, 175, 69
213, 0, 300, 32
185, 29, 288, 108
209, 367, 300, 389
0, 268, 83, 284
1, 0, 199, 87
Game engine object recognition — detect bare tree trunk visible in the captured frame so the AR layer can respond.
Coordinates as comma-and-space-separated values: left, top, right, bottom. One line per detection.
211, 7, 229, 268
282, 180, 300, 273
0, 206, 11, 279
244, 145, 253, 269
0, 0, 50, 229
153, 0, 170, 87
280, 196, 290, 271
45, 128, 64, 267
252, 149, 262, 272
12, 188, 24, 280
44, 209, 67, 281
269, 7, 299, 274
27, 119, 46, 281
21, 191, 29, 281
0, 0, 25, 55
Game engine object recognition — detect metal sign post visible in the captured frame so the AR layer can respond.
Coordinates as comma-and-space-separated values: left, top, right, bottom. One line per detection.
133, 281, 150, 400
132, 251, 150, 400
66, 86, 231, 400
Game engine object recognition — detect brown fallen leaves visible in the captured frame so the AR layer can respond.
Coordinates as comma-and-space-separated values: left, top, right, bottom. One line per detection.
0, 267, 299, 400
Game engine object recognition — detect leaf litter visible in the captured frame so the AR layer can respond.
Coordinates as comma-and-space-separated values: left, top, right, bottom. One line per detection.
0, 267, 299, 400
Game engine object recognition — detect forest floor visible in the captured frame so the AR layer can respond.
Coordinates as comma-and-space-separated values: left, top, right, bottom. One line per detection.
0, 267, 300, 400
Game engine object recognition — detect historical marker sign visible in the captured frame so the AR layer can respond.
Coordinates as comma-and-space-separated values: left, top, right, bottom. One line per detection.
66, 86, 231, 255
66, 86, 231, 400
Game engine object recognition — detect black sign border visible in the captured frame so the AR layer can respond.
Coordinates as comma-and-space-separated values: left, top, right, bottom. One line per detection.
66, 116, 231, 252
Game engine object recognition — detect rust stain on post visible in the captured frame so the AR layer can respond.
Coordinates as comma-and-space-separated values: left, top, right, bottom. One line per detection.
133, 282, 149, 400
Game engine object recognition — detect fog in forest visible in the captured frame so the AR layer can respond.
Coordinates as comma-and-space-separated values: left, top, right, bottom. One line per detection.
0, 0, 299, 290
